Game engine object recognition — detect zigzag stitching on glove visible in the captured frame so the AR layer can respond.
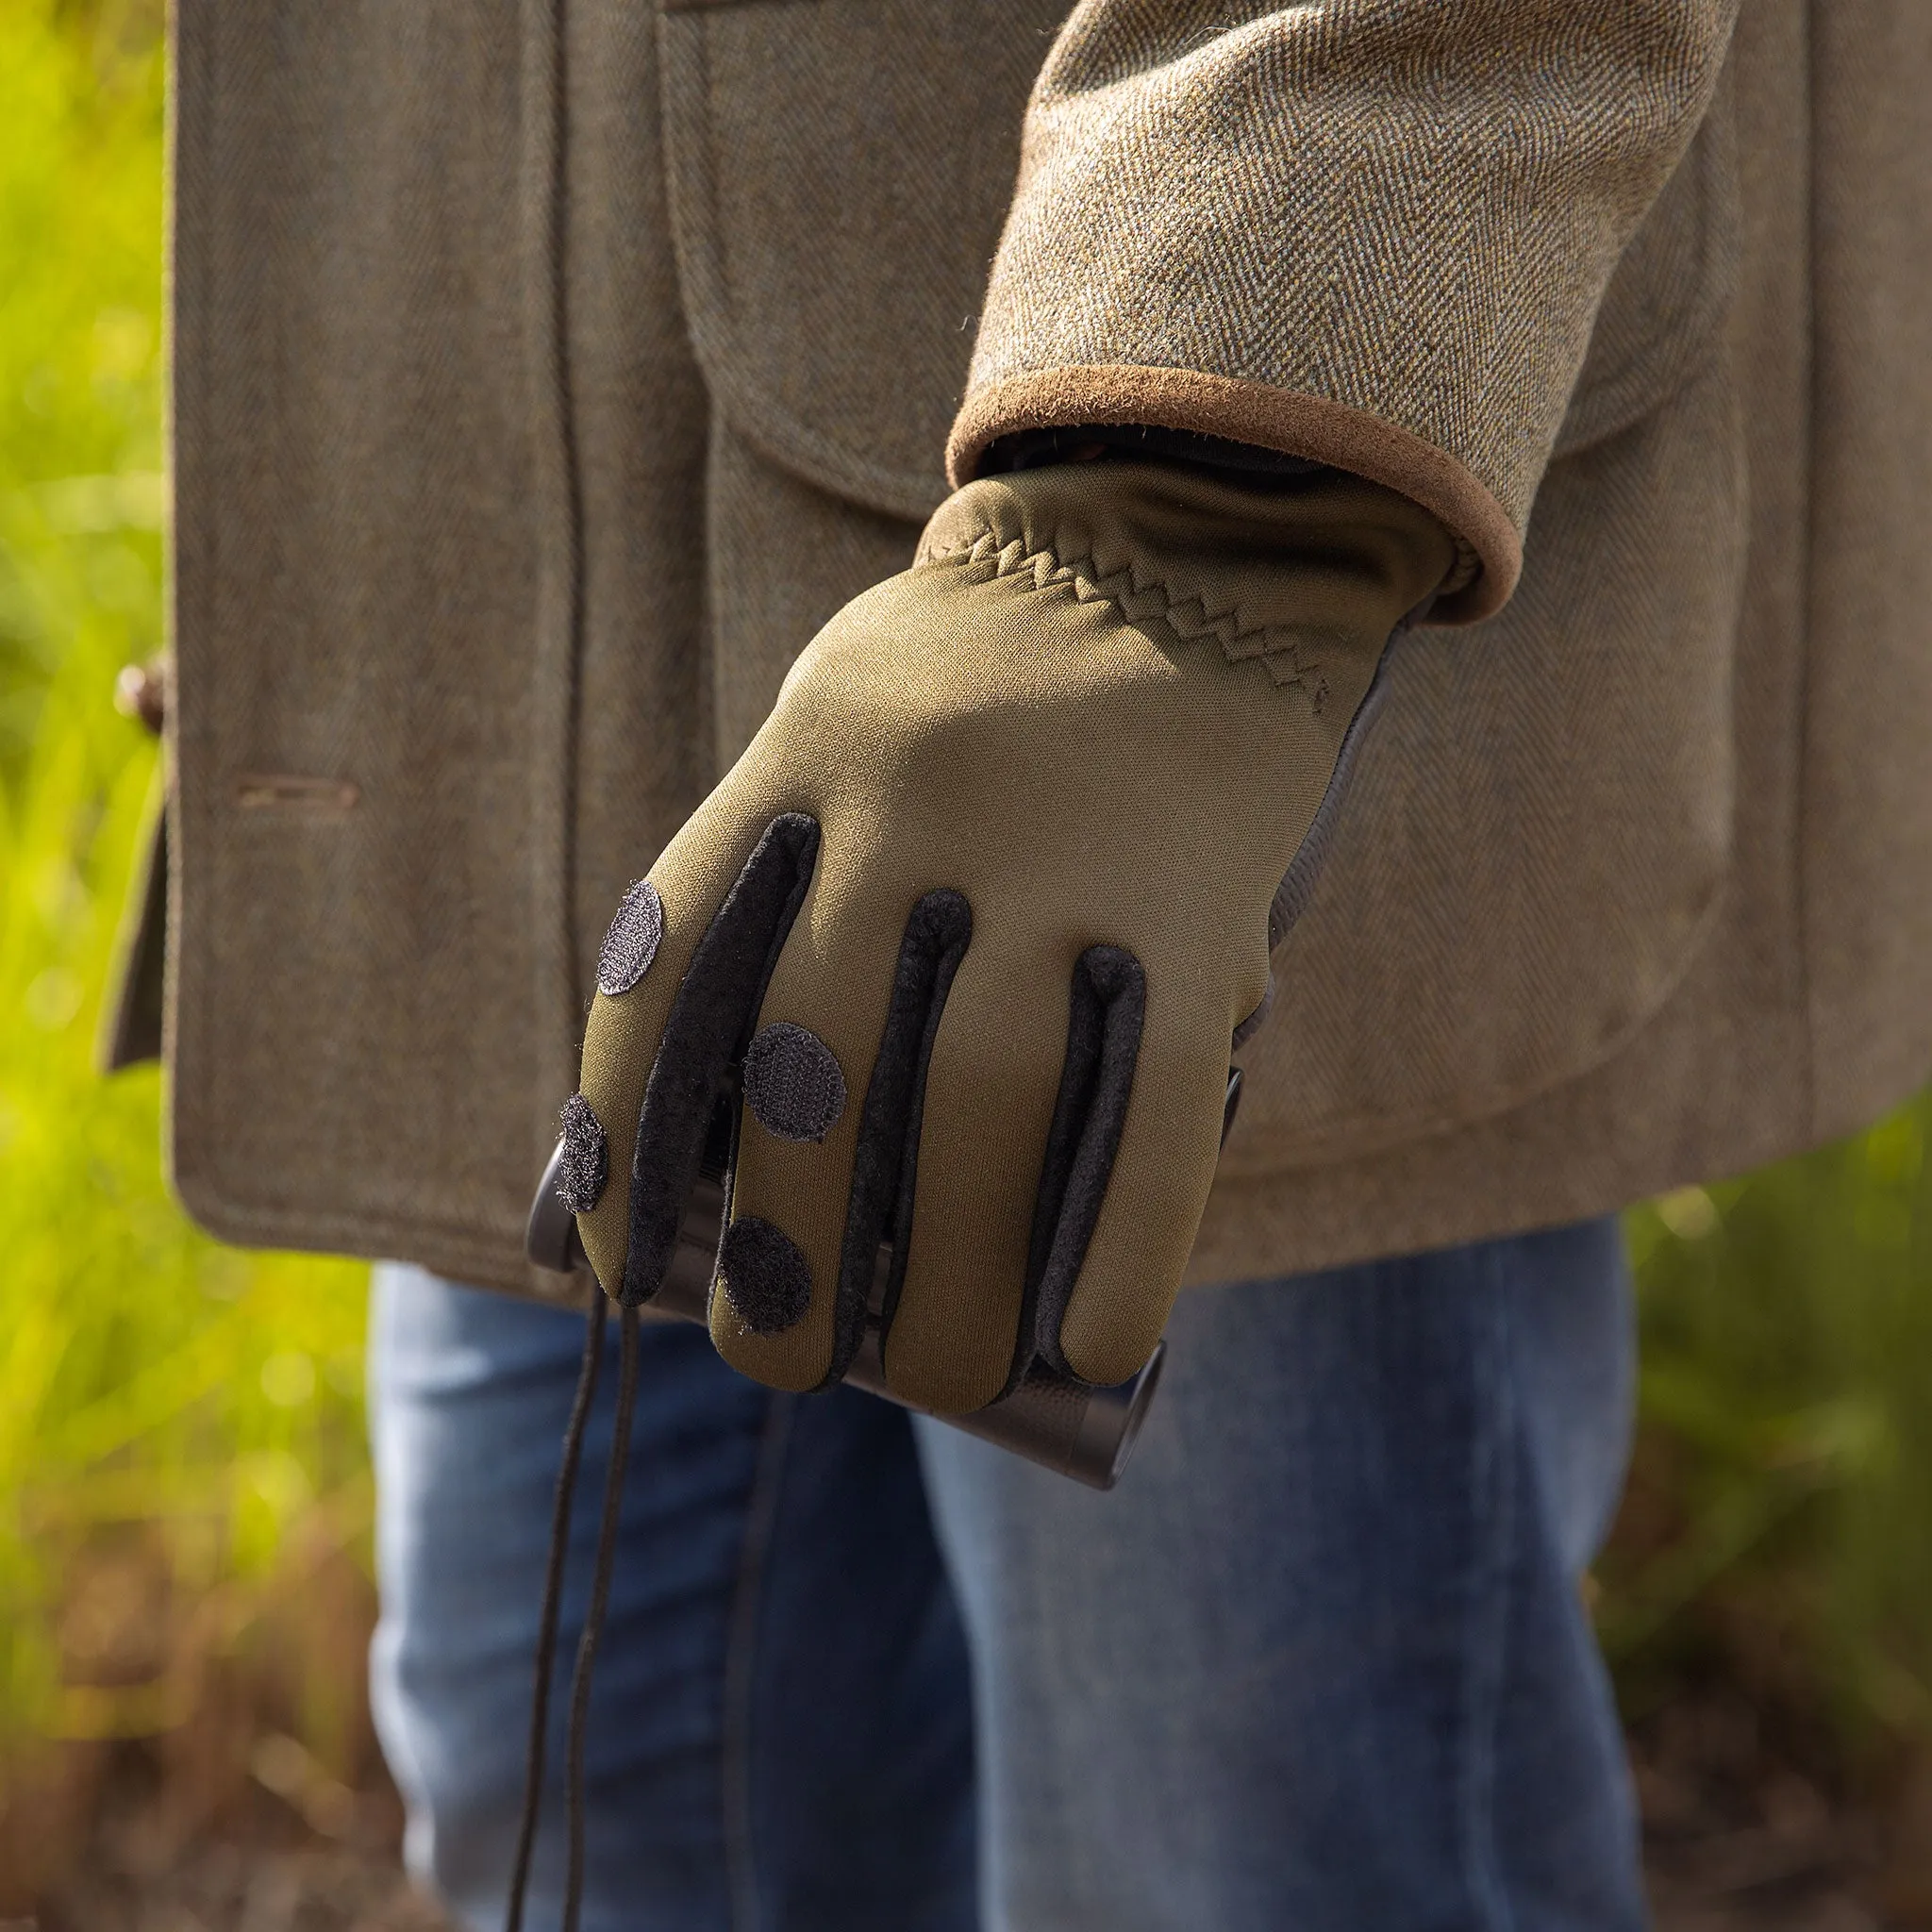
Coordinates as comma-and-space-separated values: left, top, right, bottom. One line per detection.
928, 529, 1327, 703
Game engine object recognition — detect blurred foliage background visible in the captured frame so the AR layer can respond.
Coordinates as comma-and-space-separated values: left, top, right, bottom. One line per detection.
2, 0, 1931, 1915
0, 0, 380, 1902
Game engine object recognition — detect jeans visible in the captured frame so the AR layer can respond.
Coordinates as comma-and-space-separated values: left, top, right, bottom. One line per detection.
369, 1218, 1642, 1931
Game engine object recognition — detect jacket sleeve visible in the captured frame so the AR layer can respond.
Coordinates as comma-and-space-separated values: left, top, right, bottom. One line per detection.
946, 0, 1741, 622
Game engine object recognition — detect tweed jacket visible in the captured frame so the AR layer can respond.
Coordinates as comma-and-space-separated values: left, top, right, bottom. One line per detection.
145, 0, 1932, 1300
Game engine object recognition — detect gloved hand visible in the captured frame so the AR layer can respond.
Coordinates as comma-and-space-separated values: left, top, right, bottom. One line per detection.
559, 460, 1453, 1412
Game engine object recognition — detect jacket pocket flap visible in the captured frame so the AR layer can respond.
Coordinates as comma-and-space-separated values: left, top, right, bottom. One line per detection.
659, 0, 1067, 521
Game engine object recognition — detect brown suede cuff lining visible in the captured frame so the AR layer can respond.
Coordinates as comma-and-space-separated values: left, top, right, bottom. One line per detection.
947, 365, 1521, 625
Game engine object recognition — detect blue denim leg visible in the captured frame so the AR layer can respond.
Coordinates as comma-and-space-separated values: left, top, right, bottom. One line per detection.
367, 1265, 975, 1932
915, 1215, 1641, 1932
374, 1218, 1637, 1929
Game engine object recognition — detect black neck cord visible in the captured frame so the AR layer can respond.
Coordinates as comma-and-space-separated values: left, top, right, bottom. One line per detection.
562, 1304, 641, 1931
503, 1290, 629, 1932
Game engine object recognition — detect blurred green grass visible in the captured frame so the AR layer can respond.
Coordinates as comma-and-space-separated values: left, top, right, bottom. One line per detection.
0, 0, 371, 1824
1, 0, 1930, 1852
1610, 1136, 1932, 1760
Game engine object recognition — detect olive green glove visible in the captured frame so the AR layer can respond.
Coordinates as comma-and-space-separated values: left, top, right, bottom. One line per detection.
560, 460, 1453, 1413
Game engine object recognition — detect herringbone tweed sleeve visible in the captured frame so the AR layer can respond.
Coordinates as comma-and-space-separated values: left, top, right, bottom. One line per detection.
946, 0, 1740, 622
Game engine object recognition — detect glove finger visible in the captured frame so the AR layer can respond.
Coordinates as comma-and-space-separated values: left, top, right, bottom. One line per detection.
574, 789, 765, 1294
575, 806, 818, 1305
1048, 984, 1228, 1389
876, 935, 1069, 1415
708, 884, 970, 1391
